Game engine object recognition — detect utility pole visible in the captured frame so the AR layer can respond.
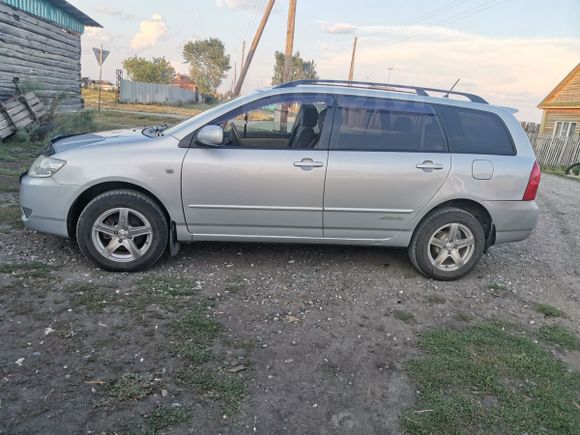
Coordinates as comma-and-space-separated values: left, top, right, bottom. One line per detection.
233, 0, 276, 97
232, 62, 237, 94
241, 40, 246, 75
387, 67, 394, 83
348, 36, 358, 81
280, 0, 297, 132
282, 0, 297, 83
232, 41, 245, 92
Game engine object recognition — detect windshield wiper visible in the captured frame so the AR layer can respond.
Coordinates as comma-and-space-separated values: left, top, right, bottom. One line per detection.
142, 124, 169, 137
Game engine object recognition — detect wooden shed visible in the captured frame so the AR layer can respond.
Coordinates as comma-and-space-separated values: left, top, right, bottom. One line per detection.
0, 0, 101, 112
538, 63, 580, 137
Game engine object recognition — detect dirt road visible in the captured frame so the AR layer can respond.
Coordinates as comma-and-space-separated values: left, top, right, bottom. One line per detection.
0, 174, 578, 434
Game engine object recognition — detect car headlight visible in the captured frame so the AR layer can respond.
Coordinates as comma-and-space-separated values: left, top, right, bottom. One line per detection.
28, 155, 66, 178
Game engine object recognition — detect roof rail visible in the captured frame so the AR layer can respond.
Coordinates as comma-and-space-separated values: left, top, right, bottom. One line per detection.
274, 79, 488, 104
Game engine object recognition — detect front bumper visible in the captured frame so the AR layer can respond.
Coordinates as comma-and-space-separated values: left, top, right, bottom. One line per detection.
20, 175, 79, 238
483, 200, 539, 244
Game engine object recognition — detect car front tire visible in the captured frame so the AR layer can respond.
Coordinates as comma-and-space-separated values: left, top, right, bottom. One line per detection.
409, 207, 485, 281
76, 190, 168, 272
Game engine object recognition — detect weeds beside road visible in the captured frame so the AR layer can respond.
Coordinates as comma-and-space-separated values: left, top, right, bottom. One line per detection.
0, 111, 579, 433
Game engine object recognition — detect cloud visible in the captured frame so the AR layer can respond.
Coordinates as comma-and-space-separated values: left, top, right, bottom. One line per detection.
216, 0, 256, 9
318, 21, 357, 34
95, 5, 135, 20
130, 14, 168, 50
314, 25, 580, 121
84, 27, 112, 42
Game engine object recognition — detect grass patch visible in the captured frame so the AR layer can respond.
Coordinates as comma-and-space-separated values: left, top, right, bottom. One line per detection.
108, 373, 153, 402
0, 261, 57, 279
488, 282, 508, 297
538, 325, 578, 350
0, 205, 21, 229
488, 282, 507, 291
534, 303, 564, 318
177, 343, 213, 365
170, 301, 223, 343
147, 407, 190, 433
171, 302, 248, 415
424, 294, 446, 304
177, 367, 246, 415
402, 323, 580, 434
392, 310, 416, 323
0, 179, 19, 192
137, 275, 201, 297
127, 275, 202, 311
542, 166, 580, 182
224, 274, 247, 294
454, 312, 473, 322
67, 283, 114, 312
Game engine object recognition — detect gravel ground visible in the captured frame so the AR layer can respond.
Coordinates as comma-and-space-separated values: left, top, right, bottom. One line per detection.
0, 174, 578, 434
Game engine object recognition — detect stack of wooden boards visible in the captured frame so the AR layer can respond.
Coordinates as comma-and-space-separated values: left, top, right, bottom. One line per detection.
0, 92, 46, 140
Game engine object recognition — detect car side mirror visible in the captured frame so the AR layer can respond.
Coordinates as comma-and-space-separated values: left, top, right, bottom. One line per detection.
196, 125, 223, 147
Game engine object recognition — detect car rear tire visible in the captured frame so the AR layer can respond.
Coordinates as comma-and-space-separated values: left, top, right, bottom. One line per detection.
76, 190, 168, 272
409, 207, 485, 281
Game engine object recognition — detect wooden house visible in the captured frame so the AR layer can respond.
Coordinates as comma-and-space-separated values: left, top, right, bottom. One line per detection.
538, 63, 580, 137
0, 0, 101, 112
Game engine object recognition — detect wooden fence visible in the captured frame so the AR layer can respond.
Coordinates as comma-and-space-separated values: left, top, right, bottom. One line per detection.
526, 133, 580, 167
0, 91, 46, 140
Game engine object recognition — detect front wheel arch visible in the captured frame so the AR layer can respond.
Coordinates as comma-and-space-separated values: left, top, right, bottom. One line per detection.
67, 182, 171, 239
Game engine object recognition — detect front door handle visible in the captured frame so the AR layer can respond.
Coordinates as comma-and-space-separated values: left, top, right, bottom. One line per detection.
416, 160, 444, 172
294, 158, 324, 170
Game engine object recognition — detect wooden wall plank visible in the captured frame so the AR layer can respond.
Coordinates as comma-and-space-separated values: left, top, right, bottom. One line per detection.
0, 4, 83, 112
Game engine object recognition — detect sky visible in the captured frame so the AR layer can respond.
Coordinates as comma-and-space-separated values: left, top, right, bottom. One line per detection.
72, 0, 580, 122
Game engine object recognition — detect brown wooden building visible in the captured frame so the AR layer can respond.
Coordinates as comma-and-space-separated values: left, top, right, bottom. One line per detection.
0, 0, 101, 112
538, 63, 580, 137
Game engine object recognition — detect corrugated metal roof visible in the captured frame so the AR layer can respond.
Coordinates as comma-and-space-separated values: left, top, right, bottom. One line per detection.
1, 0, 101, 33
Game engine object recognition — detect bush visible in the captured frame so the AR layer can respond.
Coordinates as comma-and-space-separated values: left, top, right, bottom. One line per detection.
48, 111, 96, 138
202, 94, 218, 105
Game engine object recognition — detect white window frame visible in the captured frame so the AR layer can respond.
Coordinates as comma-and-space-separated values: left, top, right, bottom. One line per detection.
553, 121, 577, 138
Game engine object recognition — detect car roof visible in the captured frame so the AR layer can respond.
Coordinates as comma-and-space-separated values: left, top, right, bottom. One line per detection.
259, 80, 516, 114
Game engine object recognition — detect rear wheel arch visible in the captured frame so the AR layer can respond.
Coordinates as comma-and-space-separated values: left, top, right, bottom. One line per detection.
419, 198, 493, 241
67, 181, 171, 238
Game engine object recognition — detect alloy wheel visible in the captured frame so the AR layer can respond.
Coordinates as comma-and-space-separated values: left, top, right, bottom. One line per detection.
427, 223, 475, 272
91, 207, 153, 263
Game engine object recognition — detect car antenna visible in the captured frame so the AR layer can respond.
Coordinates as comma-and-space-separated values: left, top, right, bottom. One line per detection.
443, 78, 460, 98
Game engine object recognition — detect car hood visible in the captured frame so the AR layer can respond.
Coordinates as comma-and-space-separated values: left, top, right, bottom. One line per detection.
49, 128, 149, 154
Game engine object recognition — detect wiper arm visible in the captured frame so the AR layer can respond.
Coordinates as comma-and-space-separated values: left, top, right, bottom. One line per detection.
141, 124, 169, 137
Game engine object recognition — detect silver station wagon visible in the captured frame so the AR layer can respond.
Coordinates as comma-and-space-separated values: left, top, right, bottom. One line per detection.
20, 80, 541, 280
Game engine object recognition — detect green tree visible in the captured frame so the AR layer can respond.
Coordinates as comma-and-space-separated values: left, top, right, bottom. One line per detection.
122, 56, 176, 84
271, 51, 318, 85
182, 38, 231, 95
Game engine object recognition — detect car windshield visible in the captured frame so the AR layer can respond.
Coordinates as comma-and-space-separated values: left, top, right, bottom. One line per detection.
162, 90, 265, 138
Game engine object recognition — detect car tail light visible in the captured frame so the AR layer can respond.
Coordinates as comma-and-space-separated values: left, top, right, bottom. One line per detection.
523, 161, 541, 201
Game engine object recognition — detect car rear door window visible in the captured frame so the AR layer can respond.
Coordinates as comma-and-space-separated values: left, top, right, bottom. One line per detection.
330, 97, 447, 152
436, 105, 515, 155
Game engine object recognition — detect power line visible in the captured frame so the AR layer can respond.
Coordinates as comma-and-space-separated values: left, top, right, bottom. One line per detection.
398, 0, 472, 27
360, 0, 507, 52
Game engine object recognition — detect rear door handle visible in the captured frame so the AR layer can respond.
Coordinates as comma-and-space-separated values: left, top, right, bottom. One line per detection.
294, 158, 324, 169
416, 161, 444, 171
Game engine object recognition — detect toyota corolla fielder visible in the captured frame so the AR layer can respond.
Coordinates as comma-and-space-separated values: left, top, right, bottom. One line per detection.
20, 80, 541, 281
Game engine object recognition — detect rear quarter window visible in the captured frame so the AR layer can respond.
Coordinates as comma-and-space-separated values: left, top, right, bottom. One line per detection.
436, 105, 515, 155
